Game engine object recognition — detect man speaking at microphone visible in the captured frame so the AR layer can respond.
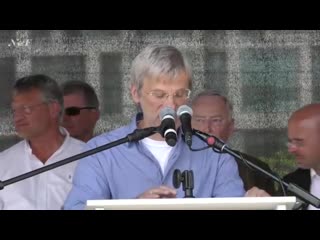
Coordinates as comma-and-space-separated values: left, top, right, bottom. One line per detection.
64, 45, 245, 210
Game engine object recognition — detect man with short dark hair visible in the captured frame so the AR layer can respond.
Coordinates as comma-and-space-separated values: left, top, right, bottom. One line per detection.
61, 80, 100, 142
0, 74, 85, 210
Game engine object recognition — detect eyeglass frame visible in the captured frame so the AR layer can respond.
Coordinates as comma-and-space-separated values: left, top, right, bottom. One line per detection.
64, 106, 97, 116
145, 88, 191, 103
192, 116, 227, 127
11, 102, 49, 115
287, 139, 305, 149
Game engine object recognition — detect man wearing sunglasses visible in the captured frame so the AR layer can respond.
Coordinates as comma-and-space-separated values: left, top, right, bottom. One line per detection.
61, 80, 100, 142
64, 44, 245, 210
0, 74, 86, 210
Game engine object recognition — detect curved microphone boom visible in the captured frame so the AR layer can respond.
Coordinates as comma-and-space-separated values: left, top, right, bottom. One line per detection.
177, 105, 193, 148
192, 128, 320, 209
159, 107, 177, 147
0, 126, 158, 191
192, 129, 227, 152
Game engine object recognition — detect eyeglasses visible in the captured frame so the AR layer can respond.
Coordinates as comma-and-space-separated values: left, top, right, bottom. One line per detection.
11, 102, 48, 115
64, 106, 96, 116
146, 89, 191, 103
193, 117, 224, 127
287, 140, 304, 149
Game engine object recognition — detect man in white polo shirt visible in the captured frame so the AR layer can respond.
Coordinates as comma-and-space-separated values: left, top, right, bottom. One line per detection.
0, 74, 86, 210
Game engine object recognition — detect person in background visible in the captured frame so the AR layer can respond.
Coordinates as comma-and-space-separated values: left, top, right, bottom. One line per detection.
61, 80, 100, 142
191, 90, 275, 196
0, 74, 86, 210
64, 44, 245, 210
284, 103, 320, 210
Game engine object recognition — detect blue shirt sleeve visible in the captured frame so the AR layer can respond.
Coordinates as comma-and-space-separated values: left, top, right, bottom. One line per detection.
64, 143, 111, 210
212, 153, 245, 197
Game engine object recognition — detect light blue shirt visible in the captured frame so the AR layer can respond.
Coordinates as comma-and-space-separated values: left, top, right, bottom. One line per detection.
64, 116, 245, 210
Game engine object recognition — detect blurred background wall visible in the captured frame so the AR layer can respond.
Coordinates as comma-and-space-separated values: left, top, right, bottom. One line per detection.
1, 30, 319, 175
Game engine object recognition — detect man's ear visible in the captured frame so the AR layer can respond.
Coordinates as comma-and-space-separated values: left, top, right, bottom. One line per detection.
131, 85, 140, 104
229, 118, 235, 136
91, 109, 100, 123
49, 101, 61, 119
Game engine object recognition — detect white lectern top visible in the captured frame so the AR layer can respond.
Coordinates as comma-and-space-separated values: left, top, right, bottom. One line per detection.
86, 196, 296, 210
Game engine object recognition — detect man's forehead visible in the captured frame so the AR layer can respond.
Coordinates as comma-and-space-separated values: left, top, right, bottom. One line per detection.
194, 97, 228, 111
13, 89, 42, 100
194, 95, 226, 106
288, 117, 320, 137
64, 93, 86, 102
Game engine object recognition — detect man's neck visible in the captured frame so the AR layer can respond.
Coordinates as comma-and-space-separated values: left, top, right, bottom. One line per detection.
28, 128, 65, 164
313, 167, 320, 176
80, 132, 93, 143
148, 132, 166, 141
137, 119, 166, 142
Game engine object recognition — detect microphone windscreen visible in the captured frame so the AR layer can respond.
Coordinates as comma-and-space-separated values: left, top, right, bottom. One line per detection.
160, 106, 175, 120
177, 105, 193, 117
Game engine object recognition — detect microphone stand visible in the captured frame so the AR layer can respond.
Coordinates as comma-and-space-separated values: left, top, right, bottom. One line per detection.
0, 127, 159, 191
192, 129, 320, 209
173, 169, 195, 198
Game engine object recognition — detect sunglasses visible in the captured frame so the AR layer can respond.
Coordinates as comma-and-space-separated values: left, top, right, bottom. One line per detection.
64, 106, 96, 116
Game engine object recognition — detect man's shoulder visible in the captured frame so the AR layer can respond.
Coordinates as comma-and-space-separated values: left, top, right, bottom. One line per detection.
0, 141, 25, 176
233, 150, 271, 171
0, 140, 25, 158
89, 124, 132, 145
62, 136, 86, 154
282, 168, 311, 195
283, 168, 309, 182
68, 137, 87, 146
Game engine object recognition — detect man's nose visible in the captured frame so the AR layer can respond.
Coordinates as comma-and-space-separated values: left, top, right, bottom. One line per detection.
13, 110, 25, 122
163, 95, 177, 111
207, 120, 214, 132
288, 143, 298, 153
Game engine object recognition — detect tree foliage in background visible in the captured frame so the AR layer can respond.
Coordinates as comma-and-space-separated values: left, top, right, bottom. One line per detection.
260, 151, 296, 178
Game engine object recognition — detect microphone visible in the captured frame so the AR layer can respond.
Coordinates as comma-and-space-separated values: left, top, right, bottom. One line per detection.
177, 105, 193, 147
192, 129, 227, 152
192, 130, 320, 209
127, 127, 158, 142
159, 107, 177, 147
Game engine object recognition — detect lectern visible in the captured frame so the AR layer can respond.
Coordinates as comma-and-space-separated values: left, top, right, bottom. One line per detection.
86, 196, 297, 210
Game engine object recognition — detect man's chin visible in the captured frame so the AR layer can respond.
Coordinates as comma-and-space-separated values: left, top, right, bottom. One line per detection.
296, 162, 309, 169
16, 132, 27, 139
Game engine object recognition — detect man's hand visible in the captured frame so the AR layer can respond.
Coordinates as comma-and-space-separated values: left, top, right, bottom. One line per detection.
137, 185, 177, 199
245, 186, 271, 197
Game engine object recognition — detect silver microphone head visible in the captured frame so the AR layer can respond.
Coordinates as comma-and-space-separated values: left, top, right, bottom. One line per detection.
159, 107, 177, 147
160, 106, 176, 120
177, 105, 193, 117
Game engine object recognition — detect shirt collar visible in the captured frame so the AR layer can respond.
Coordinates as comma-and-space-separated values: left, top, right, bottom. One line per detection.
310, 168, 318, 179
24, 127, 70, 155
129, 113, 182, 140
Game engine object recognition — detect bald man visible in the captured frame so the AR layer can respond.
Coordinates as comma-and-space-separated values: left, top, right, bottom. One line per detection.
191, 90, 276, 196
283, 103, 320, 210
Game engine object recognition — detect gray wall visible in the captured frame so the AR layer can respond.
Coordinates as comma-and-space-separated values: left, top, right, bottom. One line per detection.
0, 30, 318, 172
